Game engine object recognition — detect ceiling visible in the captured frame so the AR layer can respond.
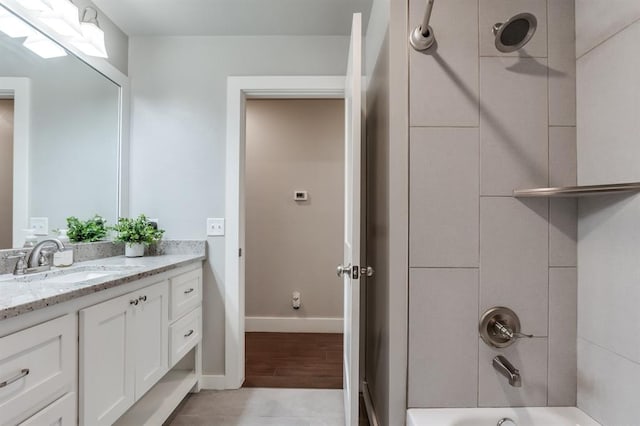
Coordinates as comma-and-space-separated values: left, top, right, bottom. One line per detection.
91, 0, 373, 36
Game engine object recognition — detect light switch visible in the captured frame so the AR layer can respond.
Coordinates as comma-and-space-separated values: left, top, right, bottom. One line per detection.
30, 217, 48, 235
207, 218, 225, 236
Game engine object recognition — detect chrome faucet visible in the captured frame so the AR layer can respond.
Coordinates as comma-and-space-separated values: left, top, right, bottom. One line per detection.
26, 238, 66, 271
493, 355, 521, 387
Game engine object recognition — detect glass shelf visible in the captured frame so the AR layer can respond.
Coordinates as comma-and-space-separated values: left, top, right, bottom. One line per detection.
513, 182, 640, 198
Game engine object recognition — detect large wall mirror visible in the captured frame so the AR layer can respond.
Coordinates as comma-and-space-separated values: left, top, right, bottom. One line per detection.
0, 4, 120, 249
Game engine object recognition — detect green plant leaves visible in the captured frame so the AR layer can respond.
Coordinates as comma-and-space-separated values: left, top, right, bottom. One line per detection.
66, 215, 108, 243
112, 214, 165, 246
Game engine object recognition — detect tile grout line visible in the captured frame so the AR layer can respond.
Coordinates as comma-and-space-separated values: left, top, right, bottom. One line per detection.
546, 0, 551, 406
576, 16, 640, 61
476, 0, 481, 407
577, 336, 640, 368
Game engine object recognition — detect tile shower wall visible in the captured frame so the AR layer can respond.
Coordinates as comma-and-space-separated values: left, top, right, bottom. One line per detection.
575, 4, 640, 424
407, 0, 577, 408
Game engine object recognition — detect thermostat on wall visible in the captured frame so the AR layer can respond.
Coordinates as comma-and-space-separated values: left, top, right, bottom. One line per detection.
294, 190, 309, 201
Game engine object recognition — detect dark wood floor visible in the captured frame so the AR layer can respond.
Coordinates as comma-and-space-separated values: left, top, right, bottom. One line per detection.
244, 332, 343, 389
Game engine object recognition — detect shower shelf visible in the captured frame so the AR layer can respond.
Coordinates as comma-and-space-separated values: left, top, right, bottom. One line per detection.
513, 182, 640, 198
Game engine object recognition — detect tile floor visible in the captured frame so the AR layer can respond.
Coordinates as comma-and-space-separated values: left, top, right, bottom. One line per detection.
167, 388, 346, 425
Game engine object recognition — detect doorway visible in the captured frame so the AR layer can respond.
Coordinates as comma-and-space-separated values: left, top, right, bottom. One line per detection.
243, 98, 345, 388
0, 98, 14, 248
224, 34, 363, 424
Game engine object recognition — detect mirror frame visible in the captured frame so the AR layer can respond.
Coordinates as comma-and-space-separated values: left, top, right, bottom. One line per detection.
0, 0, 129, 248
0, 78, 29, 247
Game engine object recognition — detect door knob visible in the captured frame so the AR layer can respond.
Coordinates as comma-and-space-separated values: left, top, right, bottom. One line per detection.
360, 266, 374, 277
336, 264, 352, 277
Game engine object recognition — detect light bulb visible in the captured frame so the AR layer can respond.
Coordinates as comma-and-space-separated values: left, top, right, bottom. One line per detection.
39, 0, 81, 37
70, 21, 107, 57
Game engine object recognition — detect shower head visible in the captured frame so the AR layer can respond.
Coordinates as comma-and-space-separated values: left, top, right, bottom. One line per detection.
492, 12, 537, 53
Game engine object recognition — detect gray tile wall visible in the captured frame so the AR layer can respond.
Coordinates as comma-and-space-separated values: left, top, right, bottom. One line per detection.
575, 4, 640, 424
407, 0, 577, 408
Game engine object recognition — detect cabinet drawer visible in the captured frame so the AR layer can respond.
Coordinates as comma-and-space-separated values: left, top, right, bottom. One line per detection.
169, 307, 201, 367
19, 392, 75, 426
0, 315, 75, 426
169, 268, 202, 321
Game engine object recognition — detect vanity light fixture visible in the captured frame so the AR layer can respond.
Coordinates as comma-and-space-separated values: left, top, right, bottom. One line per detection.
0, 6, 36, 38
70, 7, 107, 58
23, 32, 67, 58
39, 0, 82, 37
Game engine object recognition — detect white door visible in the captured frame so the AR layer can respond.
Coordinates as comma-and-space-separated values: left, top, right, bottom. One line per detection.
338, 12, 363, 426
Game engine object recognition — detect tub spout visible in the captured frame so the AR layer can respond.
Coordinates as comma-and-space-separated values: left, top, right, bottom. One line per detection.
492, 355, 521, 387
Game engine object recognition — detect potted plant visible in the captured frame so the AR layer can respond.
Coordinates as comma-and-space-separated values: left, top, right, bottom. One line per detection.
112, 214, 164, 257
66, 215, 108, 243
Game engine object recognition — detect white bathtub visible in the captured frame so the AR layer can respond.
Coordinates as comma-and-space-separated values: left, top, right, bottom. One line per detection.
407, 407, 601, 426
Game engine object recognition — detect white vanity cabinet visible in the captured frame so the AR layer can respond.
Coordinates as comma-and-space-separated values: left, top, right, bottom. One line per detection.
0, 314, 76, 426
79, 280, 169, 426
79, 263, 203, 426
19, 392, 76, 426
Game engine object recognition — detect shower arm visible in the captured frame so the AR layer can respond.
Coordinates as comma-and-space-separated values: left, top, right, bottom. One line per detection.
410, 0, 436, 51
419, 0, 435, 36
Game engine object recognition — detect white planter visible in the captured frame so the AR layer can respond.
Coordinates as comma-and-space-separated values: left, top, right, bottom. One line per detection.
125, 243, 145, 257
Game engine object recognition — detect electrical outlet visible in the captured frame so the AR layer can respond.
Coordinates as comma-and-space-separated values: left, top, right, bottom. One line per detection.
30, 217, 48, 236
207, 218, 225, 236
148, 218, 159, 229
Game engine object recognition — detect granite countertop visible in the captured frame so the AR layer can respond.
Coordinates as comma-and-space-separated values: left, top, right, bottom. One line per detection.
0, 253, 205, 320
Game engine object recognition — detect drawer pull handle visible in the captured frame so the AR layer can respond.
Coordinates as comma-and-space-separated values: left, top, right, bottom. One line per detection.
184, 288, 194, 294
138, 295, 147, 302
130, 299, 139, 306
184, 329, 195, 338
0, 368, 29, 388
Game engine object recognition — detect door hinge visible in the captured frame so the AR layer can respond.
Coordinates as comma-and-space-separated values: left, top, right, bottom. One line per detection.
239, 248, 243, 257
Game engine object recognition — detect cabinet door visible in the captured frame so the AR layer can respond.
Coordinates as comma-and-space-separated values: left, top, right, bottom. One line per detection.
19, 392, 75, 426
134, 281, 169, 399
80, 293, 136, 426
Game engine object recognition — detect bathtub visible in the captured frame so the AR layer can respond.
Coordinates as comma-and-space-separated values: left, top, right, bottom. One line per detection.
406, 407, 601, 426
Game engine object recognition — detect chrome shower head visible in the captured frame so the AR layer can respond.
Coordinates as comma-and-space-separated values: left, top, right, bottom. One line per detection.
493, 12, 537, 53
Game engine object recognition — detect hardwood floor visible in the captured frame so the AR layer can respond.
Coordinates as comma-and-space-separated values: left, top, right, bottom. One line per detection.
244, 332, 343, 389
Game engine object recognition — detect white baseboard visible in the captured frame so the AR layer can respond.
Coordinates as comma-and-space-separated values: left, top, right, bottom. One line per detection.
200, 375, 226, 390
362, 381, 380, 426
245, 316, 343, 333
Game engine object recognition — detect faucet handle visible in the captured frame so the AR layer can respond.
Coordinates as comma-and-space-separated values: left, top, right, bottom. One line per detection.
480, 307, 532, 348
38, 250, 54, 267
8, 252, 28, 275
8, 251, 27, 259
494, 321, 533, 340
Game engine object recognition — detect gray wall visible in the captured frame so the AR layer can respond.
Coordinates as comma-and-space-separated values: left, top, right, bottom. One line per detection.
575, 3, 640, 425
0, 100, 12, 248
406, 0, 577, 408
245, 99, 344, 320
364, 0, 409, 423
128, 35, 349, 375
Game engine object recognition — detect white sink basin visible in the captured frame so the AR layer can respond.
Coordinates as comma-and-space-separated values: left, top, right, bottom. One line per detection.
0, 265, 142, 285
42, 270, 116, 284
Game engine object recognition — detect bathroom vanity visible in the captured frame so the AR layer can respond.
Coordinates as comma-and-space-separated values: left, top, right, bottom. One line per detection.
0, 246, 205, 426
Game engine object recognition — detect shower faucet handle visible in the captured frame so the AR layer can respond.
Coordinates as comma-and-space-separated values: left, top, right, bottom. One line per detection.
493, 320, 532, 340
480, 307, 532, 348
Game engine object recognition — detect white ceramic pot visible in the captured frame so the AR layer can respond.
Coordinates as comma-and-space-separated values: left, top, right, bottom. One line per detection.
125, 242, 145, 257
